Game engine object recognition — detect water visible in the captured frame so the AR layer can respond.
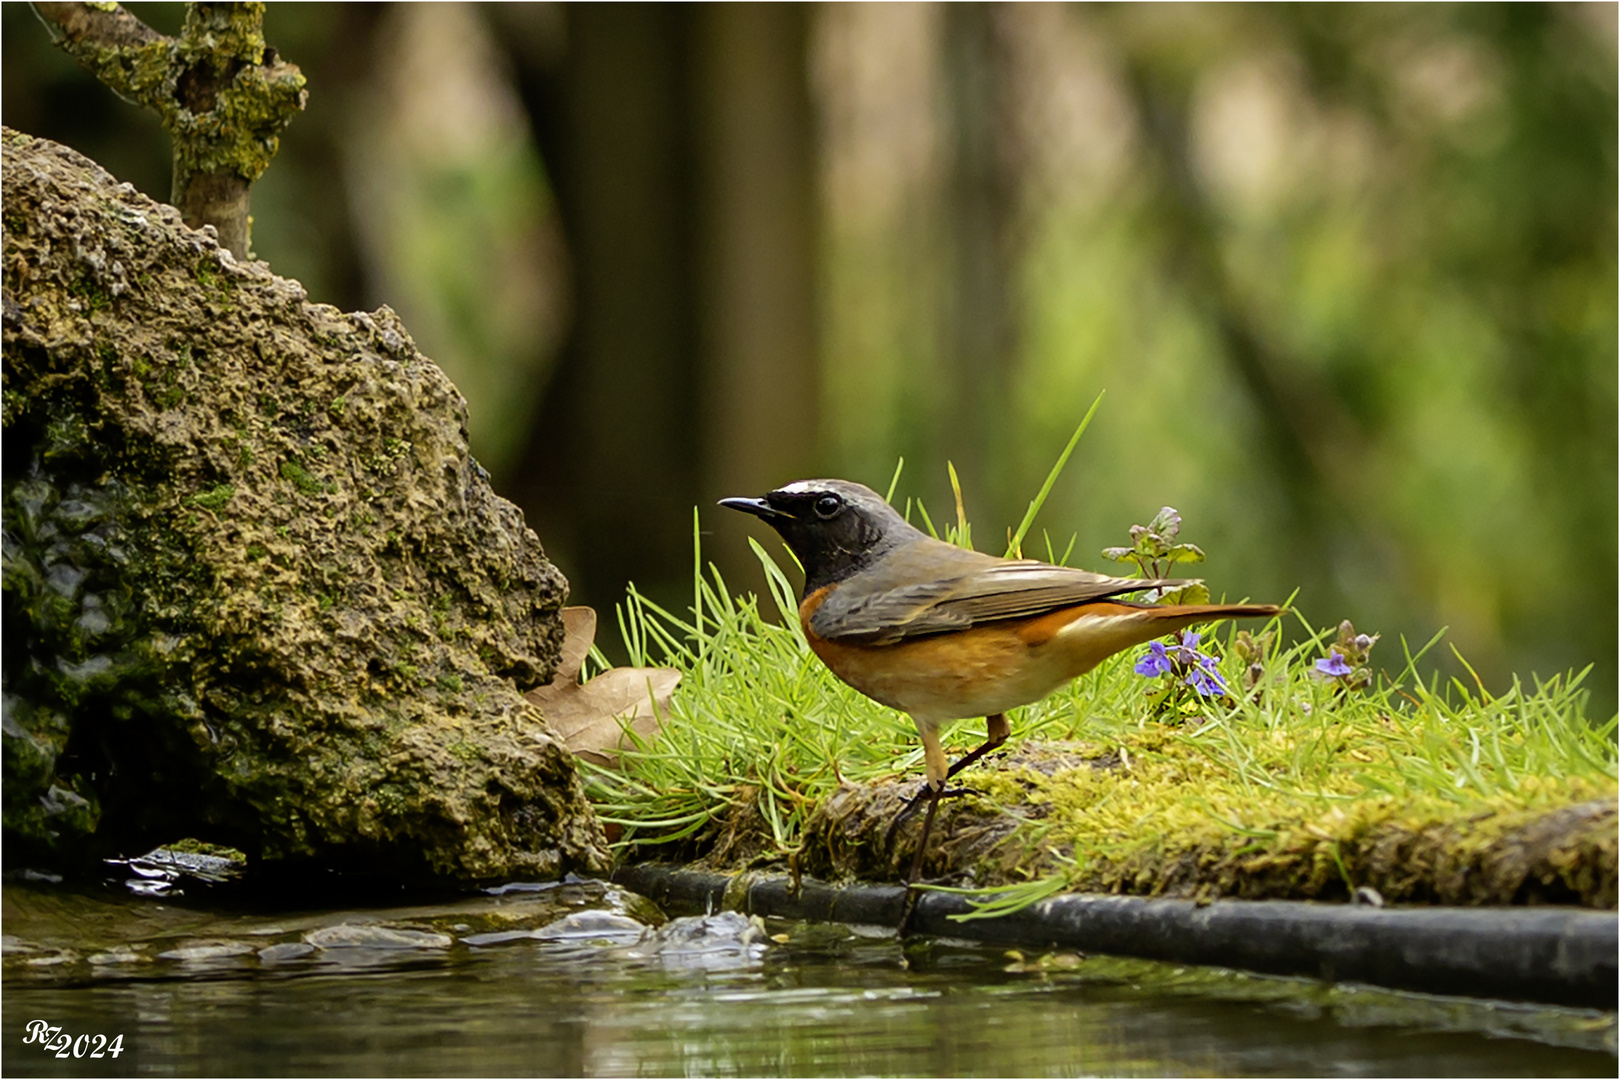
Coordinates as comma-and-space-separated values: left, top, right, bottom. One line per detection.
3, 877, 1614, 1077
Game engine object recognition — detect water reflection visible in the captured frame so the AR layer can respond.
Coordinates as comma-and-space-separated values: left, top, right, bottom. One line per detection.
3, 882, 1614, 1078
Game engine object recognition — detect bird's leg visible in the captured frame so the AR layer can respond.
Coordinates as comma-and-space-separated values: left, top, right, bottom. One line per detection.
891, 715, 1010, 937
896, 791, 945, 937
885, 714, 1010, 855
905, 789, 944, 886
945, 713, 1010, 780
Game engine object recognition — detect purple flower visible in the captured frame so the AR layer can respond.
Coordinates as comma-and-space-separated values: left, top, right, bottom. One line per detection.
1316, 651, 1352, 678
1138, 630, 1230, 697
1135, 640, 1172, 677
1171, 630, 1202, 666
1187, 663, 1229, 697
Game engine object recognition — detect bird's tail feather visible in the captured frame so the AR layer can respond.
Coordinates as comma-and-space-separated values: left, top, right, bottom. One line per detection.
1148, 603, 1282, 621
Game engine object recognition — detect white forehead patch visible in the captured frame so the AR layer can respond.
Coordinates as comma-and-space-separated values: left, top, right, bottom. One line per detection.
777, 479, 833, 495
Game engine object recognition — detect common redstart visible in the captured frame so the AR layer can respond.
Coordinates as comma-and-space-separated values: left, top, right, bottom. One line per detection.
721, 479, 1281, 889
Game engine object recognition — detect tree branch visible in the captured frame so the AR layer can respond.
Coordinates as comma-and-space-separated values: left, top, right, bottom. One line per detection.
28, 1, 307, 259
32, 2, 164, 50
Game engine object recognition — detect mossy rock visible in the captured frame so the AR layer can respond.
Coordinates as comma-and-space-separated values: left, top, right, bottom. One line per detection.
0, 128, 609, 883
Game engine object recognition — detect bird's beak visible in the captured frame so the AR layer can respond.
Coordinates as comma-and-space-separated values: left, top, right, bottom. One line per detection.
718, 496, 790, 520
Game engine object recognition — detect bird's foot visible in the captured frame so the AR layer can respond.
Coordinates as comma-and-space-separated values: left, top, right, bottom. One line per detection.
883, 782, 980, 855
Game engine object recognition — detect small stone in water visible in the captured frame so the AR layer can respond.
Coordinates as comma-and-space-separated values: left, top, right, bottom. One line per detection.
304, 924, 453, 950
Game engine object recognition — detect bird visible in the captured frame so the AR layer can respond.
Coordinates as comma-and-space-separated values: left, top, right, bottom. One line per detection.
719, 479, 1281, 902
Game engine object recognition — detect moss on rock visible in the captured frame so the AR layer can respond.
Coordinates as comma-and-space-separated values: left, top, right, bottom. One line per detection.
1, 128, 608, 883
794, 742, 1616, 909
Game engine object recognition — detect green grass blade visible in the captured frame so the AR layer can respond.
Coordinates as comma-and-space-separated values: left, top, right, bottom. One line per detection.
884, 457, 905, 503
1006, 391, 1105, 557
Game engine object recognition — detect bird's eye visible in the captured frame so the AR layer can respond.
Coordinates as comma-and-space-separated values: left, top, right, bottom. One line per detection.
813, 494, 843, 520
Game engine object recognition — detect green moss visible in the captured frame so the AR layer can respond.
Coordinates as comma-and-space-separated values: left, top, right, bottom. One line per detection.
42, 412, 91, 459
378, 786, 414, 817
189, 484, 234, 512
363, 437, 414, 476
935, 737, 1617, 908
166, 838, 247, 862
193, 262, 226, 297
278, 458, 328, 497
69, 274, 113, 312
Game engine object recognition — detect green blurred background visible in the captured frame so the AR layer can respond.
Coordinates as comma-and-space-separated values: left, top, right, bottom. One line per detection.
4, 3, 1614, 712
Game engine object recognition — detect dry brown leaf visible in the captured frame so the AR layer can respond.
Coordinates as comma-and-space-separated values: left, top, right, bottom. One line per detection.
528, 606, 678, 768
556, 606, 597, 682
540, 667, 681, 768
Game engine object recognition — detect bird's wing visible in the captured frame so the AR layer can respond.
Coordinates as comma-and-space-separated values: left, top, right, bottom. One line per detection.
810, 557, 1177, 644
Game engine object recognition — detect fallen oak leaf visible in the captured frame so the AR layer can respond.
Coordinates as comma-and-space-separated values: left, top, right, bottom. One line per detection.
528, 606, 678, 768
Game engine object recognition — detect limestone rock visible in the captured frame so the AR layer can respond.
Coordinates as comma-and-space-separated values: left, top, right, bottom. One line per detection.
1, 128, 609, 883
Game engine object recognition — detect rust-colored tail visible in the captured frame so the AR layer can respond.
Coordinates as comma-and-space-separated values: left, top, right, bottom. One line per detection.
1123, 602, 1282, 663
1152, 602, 1282, 619
1029, 600, 1283, 673
1140, 602, 1282, 634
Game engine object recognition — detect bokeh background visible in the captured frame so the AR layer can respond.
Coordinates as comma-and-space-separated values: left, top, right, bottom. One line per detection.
5, 3, 1615, 712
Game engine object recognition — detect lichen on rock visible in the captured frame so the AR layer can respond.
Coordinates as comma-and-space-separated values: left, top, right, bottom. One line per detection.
1, 128, 609, 883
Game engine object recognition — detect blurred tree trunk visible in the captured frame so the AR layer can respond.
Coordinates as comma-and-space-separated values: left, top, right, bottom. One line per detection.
503, 4, 701, 613
258, 4, 383, 313
938, 3, 1018, 527
695, 3, 820, 586
494, 3, 819, 619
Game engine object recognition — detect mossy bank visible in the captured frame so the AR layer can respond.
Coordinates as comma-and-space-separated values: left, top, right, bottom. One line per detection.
1, 129, 609, 883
